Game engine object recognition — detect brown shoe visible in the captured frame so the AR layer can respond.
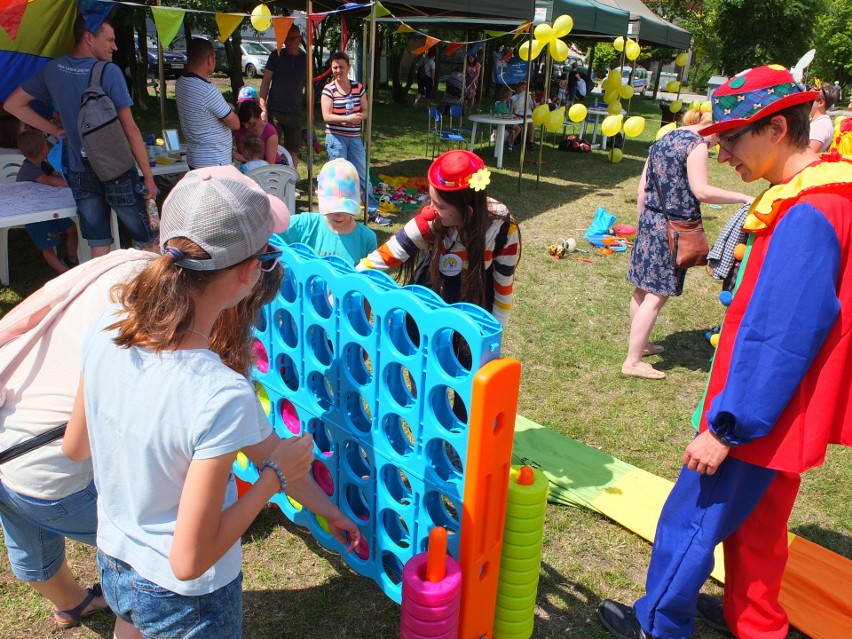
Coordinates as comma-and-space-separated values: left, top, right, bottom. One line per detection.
621, 362, 666, 379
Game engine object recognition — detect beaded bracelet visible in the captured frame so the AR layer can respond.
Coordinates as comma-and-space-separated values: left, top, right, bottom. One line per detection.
260, 460, 287, 493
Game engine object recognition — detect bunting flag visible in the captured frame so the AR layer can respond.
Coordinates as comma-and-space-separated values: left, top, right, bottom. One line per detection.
77, 0, 111, 33
501, 48, 514, 62
151, 6, 185, 49
513, 21, 531, 39
444, 42, 463, 57
0, 0, 76, 102
215, 12, 243, 43
272, 15, 294, 53
466, 41, 484, 57
411, 35, 439, 56
0, 0, 28, 41
485, 30, 509, 38
374, 1, 391, 18
394, 24, 415, 34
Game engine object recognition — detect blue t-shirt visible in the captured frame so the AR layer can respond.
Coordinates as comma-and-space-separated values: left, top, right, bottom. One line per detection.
22, 57, 133, 173
279, 213, 377, 266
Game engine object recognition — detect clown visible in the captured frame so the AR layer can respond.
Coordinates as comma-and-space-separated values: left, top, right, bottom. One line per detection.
599, 65, 852, 639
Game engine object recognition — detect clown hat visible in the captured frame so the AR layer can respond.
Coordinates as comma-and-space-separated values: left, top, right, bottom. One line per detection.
427, 150, 491, 192
700, 65, 818, 136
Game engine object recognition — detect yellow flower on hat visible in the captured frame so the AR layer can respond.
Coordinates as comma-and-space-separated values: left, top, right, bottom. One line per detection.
470, 167, 491, 192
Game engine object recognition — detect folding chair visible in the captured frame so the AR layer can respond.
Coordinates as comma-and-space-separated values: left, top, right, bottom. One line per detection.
431, 110, 466, 158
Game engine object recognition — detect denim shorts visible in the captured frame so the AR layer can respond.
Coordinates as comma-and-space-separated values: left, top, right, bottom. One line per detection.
98, 551, 243, 639
66, 163, 155, 248
0, 480, 98, 581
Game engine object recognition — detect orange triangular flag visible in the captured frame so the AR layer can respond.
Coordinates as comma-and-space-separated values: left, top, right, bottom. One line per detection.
215, 13, 243, 43
445, 43, 463, 57
513, 21, 531, 39
272, 16, 295, 52
0, 0, 28, 41
411, 36, 439, 56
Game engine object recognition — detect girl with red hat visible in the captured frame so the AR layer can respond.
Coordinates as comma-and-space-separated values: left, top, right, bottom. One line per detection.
357, 149, 520, 328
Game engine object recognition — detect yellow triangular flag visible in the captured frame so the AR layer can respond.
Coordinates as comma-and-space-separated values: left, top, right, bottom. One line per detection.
151, 6, 185, 49
272, 16, 295, 52
394, 24, 415, 34
374, 2, 391, 18
485, 30, 508, 38
215, 12, 243, 43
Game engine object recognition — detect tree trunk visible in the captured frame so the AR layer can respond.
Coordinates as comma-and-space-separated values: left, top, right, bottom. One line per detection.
224, 33, 243, 98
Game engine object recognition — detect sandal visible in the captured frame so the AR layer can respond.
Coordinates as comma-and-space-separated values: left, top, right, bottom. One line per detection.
53, 583, 108, 629
642, 344, 665, 356
621, 362, 666, 380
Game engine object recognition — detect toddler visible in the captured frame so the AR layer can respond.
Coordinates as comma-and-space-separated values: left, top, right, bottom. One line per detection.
16, 129, 79, 274
279, 158, 376, 266
239, 135, 269, 173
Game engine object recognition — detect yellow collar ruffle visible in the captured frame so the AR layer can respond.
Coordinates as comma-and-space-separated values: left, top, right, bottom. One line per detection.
744, 159, 852, 231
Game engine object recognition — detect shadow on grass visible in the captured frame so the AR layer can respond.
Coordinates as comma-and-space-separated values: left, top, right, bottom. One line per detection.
652, 329, 713, 374
533, 561, 612, 638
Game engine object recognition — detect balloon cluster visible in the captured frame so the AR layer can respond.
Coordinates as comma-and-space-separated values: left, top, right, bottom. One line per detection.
518, 15, 574, 63
597, 67, 646, 162
613, 36, 641, 61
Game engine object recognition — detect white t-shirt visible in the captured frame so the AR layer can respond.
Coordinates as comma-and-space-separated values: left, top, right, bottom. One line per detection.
511, 91, 535, 116
82, 307, 272, 595
0, 257, 149, 499
810, 114, 834, 153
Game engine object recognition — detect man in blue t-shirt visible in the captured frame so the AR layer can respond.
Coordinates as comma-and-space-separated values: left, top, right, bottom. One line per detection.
259, 25, 307, 169
4, 17, 156, 258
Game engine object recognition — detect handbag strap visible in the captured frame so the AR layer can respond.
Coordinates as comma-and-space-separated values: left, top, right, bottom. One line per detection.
0, 423, 67, 465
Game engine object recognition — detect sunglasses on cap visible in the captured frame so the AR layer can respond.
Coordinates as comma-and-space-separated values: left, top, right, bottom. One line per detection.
255, 244, 283, 272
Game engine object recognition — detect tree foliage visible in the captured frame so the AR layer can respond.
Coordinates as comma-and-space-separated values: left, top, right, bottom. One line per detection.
703, 0, 820, 76
812, 0, 852, 86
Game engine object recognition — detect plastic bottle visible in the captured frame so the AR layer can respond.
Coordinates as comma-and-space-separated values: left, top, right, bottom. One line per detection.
345, 95, 354, 116
146, 198, 160, 231
144, 133, 156, 167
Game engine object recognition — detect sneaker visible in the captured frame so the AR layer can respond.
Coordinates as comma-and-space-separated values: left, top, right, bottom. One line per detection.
696, 594, 732, 635
598, 600, 657, 639
369, 212, 392, 226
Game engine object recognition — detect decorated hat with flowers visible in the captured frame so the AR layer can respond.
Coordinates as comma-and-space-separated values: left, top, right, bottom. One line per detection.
427, 150, 491, 192
700, 65, 819, 136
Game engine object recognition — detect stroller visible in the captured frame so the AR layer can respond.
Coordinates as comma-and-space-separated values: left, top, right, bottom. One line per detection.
439, 71, 464, 114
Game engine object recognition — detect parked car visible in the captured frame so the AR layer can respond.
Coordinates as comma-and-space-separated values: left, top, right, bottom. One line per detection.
617, 66, 649, 95
240, 41, 270, 78
136, 43, 186, 78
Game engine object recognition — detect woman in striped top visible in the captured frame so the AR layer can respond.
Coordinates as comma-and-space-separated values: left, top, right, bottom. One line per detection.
357, 150, 520, 327
320, 51, 381, 218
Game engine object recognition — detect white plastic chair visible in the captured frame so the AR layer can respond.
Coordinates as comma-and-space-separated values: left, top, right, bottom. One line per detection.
276, 145, 294, 168
247, 164, 298, 215
0, 153, 24, 183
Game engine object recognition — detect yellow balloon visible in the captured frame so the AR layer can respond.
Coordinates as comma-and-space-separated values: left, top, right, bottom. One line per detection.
568, 103, 587, 122
689, 100, 701, 110
601, 114, 623, 138
607, 69, 620, 83
613, 36, 625, 52
251, 4, 272, 31
549, 38, 569, 62
666, 80, 681, 93
701, 100, 712, 112
603, 89, 619, 104
607, 100, 622, 115
625, 41, 640, 61
623, 116, 645, 138
534, 23, 554, 45
519, 39, 544, 61
553, 15, 574, 38
669, 99, 683, 113
656, 121, 677, 140
675, 52, 689, 67
531, 104, 550, 125
619, 83, 634, 100
601, 76, 618, 92
546, 106, 566, 132
609, 147, 623, 163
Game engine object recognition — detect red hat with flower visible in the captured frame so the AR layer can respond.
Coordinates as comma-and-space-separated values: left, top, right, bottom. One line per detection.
700, 65, 819, 136
427, 150, 491, 192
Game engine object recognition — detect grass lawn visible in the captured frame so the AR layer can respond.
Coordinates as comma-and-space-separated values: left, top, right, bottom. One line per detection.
0, 87, 848, 638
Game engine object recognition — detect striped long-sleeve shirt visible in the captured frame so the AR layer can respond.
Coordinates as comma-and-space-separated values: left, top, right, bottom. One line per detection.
357, 199, 520, 326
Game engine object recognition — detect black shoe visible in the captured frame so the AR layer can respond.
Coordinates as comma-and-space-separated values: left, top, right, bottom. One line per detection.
696, 594, 733, 635
598, 600, 657, 639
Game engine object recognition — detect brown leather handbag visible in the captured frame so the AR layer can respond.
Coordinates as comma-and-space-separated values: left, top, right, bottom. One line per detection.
649, 163, 709, 268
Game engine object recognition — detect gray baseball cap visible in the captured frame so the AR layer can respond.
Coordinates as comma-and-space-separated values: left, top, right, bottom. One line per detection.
160, 166, 289, 270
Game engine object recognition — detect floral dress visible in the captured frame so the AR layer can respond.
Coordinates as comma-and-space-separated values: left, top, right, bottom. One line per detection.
627, 129, 704, 296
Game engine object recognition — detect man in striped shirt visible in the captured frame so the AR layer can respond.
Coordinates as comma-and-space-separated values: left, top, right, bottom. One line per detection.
176, 39, 239, 169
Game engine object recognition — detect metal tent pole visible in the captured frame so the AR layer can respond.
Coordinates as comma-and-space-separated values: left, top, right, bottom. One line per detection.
364, 2, 378, 222
306, 1, 314, 211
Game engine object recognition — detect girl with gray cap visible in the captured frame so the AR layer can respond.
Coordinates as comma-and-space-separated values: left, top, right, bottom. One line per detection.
63, 166, 361, 638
